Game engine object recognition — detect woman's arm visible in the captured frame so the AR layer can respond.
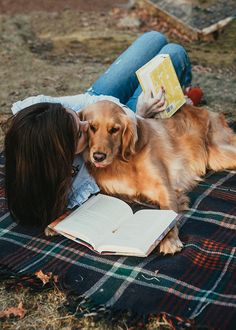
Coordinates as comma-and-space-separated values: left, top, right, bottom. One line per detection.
11, 94, 98, 114
11, 93, 128, 114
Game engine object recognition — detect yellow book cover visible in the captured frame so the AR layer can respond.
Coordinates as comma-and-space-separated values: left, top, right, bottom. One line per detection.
136, 54, 186, 118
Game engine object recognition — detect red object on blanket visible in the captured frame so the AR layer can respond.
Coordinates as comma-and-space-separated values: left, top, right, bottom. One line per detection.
184, 86, 203, 106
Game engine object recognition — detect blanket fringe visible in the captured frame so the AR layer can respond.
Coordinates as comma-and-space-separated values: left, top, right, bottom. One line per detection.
63, 293, 195, 329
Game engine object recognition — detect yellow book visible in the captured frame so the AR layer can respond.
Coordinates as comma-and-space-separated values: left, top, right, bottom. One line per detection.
136, 54, 186, 118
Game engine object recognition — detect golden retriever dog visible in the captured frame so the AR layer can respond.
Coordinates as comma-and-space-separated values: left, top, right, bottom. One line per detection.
79, 100, 236, 255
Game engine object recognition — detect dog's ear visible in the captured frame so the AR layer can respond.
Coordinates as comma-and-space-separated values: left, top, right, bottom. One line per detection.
121, 116, 138, 161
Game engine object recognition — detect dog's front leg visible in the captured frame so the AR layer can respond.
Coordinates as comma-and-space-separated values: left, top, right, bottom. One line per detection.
158, 186, 183, 254
158, 184, 178, 212
144, 184, 183, 255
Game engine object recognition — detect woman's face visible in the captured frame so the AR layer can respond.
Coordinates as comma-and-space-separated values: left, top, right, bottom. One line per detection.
66, 109, 89, 154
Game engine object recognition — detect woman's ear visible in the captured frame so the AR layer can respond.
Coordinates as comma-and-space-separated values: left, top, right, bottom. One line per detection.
121, 116, 138, 161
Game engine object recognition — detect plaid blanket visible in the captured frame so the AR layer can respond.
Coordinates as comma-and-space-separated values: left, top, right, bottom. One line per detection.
0, 151, 236, 329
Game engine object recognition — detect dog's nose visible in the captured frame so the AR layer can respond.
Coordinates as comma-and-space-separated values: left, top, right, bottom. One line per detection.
93, 152, 107, 162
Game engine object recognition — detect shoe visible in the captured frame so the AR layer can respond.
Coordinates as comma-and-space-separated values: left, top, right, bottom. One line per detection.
184, 86, 204, 106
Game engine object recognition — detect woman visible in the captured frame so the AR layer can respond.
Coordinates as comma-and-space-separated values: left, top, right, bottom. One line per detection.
5, 31, 194, 228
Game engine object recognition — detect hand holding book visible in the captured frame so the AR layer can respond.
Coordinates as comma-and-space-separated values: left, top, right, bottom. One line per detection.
136, 86, 167, 118
136, 54, 186, 119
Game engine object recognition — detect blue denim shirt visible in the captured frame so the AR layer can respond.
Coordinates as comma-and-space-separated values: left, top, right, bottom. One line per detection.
68, 154, 100, 208
12, 93, 133, 208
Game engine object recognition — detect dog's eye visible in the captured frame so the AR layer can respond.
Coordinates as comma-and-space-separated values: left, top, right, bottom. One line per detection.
90, 124, 97, 133
109, 127, 120, 134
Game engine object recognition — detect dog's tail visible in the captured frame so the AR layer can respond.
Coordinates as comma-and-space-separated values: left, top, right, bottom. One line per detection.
207, 112, 236, 171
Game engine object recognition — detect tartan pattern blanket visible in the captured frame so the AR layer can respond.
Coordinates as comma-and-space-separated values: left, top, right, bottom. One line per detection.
0, 151, 236, 329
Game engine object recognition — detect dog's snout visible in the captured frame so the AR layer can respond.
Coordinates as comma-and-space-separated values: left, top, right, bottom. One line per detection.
93, 152, 107, 162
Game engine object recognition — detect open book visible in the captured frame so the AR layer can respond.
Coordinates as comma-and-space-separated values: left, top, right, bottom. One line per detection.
48, 194, 180, 257
136, 54, 186, 118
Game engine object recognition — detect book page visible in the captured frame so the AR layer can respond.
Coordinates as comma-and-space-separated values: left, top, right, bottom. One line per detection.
54, 194, 133, 248
97, 209, 178, 256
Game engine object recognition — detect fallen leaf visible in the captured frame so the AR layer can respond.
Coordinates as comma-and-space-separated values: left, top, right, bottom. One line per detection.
0, 302, 26, 319
35, 270, 52, 285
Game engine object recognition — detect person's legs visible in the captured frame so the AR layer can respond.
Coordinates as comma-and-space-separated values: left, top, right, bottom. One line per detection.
159, 43, 192, 88
126, 43, 192, 111
87, 31, 168, 104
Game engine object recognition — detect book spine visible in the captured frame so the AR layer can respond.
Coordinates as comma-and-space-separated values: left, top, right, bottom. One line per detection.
146, 214, 182, 255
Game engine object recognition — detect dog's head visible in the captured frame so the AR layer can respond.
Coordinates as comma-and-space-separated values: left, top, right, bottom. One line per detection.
79, 100, 138, 168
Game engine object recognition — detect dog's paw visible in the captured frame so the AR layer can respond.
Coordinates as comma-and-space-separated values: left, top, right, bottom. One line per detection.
159, 228, 183, 255
159, 236, 183, 255
44, 227, 58, 236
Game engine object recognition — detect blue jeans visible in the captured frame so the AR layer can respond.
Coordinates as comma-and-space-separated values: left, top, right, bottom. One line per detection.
87, 31, 192, 112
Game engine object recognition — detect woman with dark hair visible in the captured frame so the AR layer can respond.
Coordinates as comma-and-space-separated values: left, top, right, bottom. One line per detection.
5, 31, 197, 228
5, 103, 87, 227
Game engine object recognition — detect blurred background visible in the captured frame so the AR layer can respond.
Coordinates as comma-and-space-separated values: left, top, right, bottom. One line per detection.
0, 0, 236, 148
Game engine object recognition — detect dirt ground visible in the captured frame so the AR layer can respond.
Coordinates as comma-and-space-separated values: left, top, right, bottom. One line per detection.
0, 0, 129, 14
0, 0, 236, 329
0, 0, 236, 148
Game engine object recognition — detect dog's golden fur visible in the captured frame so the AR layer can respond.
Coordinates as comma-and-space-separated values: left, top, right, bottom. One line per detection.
80, 100, 236, 254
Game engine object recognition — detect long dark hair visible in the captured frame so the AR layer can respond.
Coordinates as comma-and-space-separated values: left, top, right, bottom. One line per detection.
4, 102, 77, 228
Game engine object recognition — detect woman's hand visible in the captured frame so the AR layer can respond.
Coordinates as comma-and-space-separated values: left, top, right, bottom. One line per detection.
136, 87, 167, 118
